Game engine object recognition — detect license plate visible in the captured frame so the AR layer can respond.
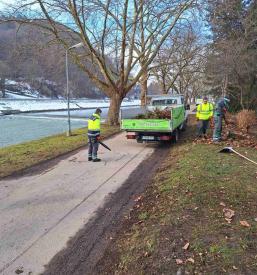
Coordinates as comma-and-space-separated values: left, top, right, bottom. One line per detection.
142, 136, 155, 140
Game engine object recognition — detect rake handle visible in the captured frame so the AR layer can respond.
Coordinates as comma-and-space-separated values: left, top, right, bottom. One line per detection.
231, 149, 257, 166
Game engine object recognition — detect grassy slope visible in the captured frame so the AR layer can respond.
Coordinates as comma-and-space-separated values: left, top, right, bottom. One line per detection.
99, 128, 257, 274
0, 125, 119, 178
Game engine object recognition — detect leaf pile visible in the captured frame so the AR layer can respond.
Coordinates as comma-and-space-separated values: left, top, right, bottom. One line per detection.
194, 112, 257, 148
135, 108, 171, 119
236, 109, 257, 133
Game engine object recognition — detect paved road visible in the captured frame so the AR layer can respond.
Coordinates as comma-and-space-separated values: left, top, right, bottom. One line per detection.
0, 133, 155, 274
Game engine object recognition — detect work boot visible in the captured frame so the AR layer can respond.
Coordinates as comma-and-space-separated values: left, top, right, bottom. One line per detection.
88, 157, 92, 161
93, 158, 101, 162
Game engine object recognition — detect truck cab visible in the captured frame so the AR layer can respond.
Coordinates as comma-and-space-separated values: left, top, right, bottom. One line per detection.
147, 95, 189, 111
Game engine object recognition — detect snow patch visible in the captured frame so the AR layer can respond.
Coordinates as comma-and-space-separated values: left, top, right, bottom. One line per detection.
0, 99, 140, 112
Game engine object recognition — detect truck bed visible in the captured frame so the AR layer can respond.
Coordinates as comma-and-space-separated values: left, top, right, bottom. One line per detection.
121, 119, 172, 132
120, 105, 185, 132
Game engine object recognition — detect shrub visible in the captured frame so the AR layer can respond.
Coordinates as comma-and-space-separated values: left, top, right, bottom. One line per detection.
236, 110, 257, 132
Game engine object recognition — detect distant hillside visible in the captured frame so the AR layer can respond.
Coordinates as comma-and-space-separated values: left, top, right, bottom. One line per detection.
0, 22, 104, 99
1, 79, 61, 99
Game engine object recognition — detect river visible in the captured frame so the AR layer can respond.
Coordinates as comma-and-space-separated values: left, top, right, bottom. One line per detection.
0, 106, 137, 148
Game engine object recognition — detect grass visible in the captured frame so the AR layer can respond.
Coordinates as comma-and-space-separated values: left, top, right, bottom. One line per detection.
0, 124, 119, 178
103, 132, 257, 274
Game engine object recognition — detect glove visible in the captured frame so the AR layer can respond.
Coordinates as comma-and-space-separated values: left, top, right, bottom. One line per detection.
96, 135, 101, 141
196, 118, 199, 121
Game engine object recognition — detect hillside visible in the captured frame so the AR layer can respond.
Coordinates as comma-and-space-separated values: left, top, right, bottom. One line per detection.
1, 79, 55, 99
0, 22, 103, 99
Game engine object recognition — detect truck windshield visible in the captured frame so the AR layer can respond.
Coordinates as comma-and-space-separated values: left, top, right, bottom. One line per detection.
152, 100, 166, 106
152, 99, 177, 106
167, 99, 177, 104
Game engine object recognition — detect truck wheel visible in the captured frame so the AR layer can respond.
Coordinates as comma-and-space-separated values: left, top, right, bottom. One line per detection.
172, 129, 179, 143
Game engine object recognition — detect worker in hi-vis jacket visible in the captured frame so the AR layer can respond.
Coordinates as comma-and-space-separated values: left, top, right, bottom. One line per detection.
196, 96, 214, 138
87, 108, 102, 162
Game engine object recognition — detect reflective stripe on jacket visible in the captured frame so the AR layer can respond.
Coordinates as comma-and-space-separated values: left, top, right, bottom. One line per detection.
88, 113, 100, 136
196, 103, 213, 120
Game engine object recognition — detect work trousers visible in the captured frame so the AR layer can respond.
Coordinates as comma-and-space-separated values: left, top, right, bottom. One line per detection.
213, 114, 222, 141
197, 119, 209, 136
88, 136, 99, 159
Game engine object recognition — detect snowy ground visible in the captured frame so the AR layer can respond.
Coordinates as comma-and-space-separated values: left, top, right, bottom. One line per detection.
0, 99, 140, 112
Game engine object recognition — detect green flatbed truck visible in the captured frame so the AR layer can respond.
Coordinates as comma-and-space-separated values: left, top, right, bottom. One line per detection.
120, 95, 188, 143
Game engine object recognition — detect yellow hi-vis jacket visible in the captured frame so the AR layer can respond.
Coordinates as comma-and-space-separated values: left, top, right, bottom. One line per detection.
196, 102, 214, 120
88, 113, 101, 136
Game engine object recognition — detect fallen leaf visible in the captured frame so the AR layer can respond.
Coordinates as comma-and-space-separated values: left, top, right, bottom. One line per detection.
183, 242, 190, 250
220, 202, 226, 207
176, 259, 183, 265
254, 218, 257, 222
186, 258, 195, 264
233, 266, 238, 270
223, 208, 235, 219
225, 218, 232, 224
134, 196, 142, 202
240, 220, 250, 227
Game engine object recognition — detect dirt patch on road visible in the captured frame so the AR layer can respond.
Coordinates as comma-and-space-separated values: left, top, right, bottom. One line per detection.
43, 143, 171, 275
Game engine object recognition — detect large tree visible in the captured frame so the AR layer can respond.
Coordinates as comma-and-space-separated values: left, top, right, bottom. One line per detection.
205, 0, 257, 110
1, 0, 197, 124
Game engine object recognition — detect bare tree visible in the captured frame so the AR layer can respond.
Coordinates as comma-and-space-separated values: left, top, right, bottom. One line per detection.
1, 0, 197, 124
150, 27, 205, 102
205, 0, 257, 110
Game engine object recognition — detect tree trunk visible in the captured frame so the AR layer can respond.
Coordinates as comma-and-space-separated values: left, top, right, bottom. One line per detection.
0, 78, 5, 98
184, 91, 189, 105
107, 93, 123, 126
140, 69, 148, 106
222, 75, 228, 97
161, 76, 167, 94
240, 86, 244, 109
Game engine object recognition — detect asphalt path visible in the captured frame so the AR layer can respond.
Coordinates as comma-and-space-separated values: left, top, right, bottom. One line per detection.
0, 133, 156, 274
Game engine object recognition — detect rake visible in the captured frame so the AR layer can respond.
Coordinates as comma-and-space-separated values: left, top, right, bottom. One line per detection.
219, 147, 257, 166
